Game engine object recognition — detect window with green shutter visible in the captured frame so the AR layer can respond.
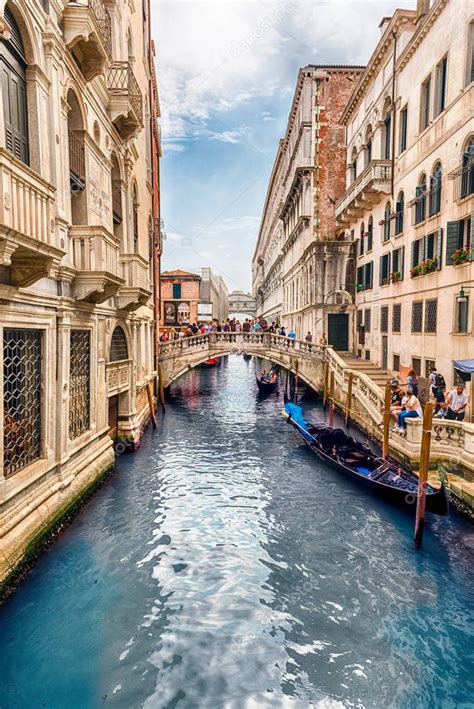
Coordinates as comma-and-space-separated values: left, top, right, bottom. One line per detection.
0, 6, 29, 165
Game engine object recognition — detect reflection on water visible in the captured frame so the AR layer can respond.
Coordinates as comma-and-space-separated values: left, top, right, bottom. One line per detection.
0, 357, 473, 708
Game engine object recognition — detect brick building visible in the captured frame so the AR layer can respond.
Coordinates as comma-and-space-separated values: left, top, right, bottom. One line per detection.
161, 270, 201, 330
253, 65, 364, 346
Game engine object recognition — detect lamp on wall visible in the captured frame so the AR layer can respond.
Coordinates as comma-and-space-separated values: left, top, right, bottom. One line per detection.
457, 285, 472, 303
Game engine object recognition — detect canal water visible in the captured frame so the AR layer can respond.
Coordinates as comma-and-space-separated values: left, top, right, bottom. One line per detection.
1, 357, 473, 709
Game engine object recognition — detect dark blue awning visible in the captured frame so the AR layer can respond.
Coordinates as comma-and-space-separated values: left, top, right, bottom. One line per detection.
453, 360, 474, 376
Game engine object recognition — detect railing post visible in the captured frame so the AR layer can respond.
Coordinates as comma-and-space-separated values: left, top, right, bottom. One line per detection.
383, 381, 391, 460
328, 371, 335, 427
345, 371, 353, 426
415, 402, 434, 548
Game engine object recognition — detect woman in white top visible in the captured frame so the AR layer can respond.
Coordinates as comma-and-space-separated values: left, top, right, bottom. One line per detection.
396, 386, 422, 431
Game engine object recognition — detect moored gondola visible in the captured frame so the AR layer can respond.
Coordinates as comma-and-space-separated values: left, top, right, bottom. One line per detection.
283, 402, 448, 516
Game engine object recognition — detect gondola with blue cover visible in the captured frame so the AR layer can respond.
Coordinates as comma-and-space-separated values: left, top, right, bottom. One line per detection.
284, 403, 448, 515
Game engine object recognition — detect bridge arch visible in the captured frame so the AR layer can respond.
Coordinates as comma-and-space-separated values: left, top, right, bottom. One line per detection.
158, 333, 325, 390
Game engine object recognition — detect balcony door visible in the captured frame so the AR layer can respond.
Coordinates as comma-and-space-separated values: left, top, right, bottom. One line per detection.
0, 5, 29, 164
328, 314, 349, 352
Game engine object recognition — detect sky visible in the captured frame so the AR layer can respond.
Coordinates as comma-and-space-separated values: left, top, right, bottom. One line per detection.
152, 0, 416, 293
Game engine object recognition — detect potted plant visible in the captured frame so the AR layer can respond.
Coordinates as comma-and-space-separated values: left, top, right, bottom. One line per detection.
390, 270, 401, 284
419, 257, 438, 274
451, 247, 471, 266
410, 264, 421, 278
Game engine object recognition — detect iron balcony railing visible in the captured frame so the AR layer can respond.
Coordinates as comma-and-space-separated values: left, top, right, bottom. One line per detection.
107, 61, 143, 125
448, 161, 474, 202
68, 129, 85, 184
88, 0, 112, 57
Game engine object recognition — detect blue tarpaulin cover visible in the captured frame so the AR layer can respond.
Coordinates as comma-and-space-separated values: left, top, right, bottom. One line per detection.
453, 360, 474, 374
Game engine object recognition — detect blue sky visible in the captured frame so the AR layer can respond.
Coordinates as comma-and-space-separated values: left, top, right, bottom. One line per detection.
152, 0, 416, 292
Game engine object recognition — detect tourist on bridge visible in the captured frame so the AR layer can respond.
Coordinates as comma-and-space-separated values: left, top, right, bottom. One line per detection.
405, 368, 419, 397
395, 386, 422, 431
279, 326, 286, 337
305, 331, 312, 351
446, 384, 469, 422
429, 366, 446, 402
242, 319, 251, 332
288, 328, 296, 339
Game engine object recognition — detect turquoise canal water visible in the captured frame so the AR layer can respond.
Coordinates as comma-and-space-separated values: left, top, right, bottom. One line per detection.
1, 357, 473, 708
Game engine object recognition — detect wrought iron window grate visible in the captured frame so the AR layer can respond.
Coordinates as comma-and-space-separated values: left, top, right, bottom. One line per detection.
380, 306, 389, 334
392, 304, 402, 333
110, 326, 128, 361
425, 299, 438, 333
411, 302, 423, 333
3, 329, 42, 477
69, 330, 91, 440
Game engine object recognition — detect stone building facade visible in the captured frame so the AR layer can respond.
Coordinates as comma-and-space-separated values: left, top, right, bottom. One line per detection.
161, 269, 201, 330
228, 290, 257, 319
200, 267, 228, 322
253, 65, 364, 348
335, 0, 474, 384
0, 0, 161, 582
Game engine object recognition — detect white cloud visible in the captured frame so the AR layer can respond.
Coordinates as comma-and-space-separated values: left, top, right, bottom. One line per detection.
261, 111, 275, 122
163, 142, 186, 154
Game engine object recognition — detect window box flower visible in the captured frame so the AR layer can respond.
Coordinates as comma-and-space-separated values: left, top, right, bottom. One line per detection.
451, 247, 471, 266
390, 270, 401, 284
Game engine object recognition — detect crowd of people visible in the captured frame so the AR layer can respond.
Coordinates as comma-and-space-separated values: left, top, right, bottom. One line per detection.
159, 319, 329, 345
389, 366, 469, 433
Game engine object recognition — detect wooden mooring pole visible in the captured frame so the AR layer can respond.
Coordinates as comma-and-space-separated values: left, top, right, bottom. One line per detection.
294, 361, 299, 403
147, 381, 157, 429
323, 361, 330, 408
414, 402, 434, 548
382, 381, 392, 460
328, 371, 335, 427
157, 363, 166, 412
344, 372, 353, 427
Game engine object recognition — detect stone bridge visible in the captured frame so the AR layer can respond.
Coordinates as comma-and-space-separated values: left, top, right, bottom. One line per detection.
158, 332, 325, 390
158, 332, 474, 485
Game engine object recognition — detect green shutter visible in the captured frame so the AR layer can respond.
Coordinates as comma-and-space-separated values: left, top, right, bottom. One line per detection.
470, 215, 474, 260
400, 245, 405, 280
446, 220, 460, 265
379, 256, 383, 286
436, 227, 443, 270
423, 234, 429, 261
411, 241, 416, 267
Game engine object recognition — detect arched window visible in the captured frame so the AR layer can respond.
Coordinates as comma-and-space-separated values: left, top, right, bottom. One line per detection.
364, 125, 373, 166
350, 147, 357, 183
67, 89, 86, 225
461, 138, 474, 198
383, 202, 391, 242
429, 162, 442, 216
111, 153, 123, 244
148, 215, 154, 285
395, 191, 404, 235
382, 99, 392, 160
132, 183, 139, 252
415, 174, 427, 224
367, 217, 373, 251
1, 5, 29, 164
359, 223, 365, 256
109, 326, 128, 361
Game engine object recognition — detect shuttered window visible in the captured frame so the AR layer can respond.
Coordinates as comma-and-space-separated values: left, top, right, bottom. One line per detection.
392, 246, 405, 281
446, 218, 473, 264
379, 253, 390, 286
0, 6, 29, 164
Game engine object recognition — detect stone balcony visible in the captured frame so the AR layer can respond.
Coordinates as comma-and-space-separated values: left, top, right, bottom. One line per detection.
117, 253, 152, 311
335, 160, 392, 226
107, 62, 144, 140
71, 225, 124, 303
106, 359, 131, 396
0, 149, 65, 287
62, 0, 112, 81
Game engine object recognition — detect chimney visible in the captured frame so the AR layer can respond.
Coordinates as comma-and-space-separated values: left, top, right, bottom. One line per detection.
416, 0, 430, 20
379, 17, 391, 35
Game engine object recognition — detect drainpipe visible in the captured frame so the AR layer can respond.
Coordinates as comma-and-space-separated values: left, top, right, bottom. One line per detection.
390, 29, 397, 199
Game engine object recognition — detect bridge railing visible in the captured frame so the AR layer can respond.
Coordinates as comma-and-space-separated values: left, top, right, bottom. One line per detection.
158, 331, 325, 360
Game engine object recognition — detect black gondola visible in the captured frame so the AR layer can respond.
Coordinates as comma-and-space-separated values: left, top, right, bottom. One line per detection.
243, 353, 252, 362
256, 369, 278, 392
284, 403, 448, 516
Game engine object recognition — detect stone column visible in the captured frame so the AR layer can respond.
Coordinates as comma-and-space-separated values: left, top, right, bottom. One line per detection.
55, 311, 71, 468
